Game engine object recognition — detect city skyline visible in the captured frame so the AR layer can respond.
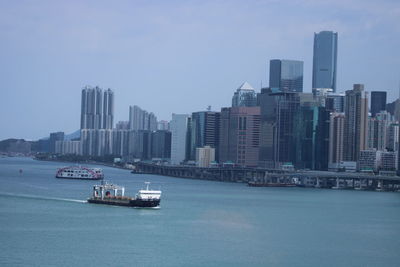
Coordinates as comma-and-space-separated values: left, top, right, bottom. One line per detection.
1, 0, 399, 140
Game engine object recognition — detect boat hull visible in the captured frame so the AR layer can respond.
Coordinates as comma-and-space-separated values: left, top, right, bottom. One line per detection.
87, 198, 160, 208
56, 176, 102, 180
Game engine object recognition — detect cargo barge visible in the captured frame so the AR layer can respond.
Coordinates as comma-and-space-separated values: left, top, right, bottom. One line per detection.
87, 182, 161, 208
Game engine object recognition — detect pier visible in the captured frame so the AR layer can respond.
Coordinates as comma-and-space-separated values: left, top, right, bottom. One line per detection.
132, 162, 400, 192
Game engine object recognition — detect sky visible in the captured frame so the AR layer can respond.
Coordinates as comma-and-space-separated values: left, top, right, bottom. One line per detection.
0, 0, 399, 140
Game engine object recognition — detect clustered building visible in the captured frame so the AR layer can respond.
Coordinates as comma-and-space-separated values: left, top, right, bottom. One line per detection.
55, 86, 171, 161
52, 31, 399, 175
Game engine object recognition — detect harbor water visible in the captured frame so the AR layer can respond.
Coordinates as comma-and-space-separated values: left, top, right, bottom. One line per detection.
0, 157, 399, 267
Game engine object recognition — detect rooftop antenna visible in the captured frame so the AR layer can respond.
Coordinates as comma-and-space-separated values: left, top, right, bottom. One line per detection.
207, 105, 211, 111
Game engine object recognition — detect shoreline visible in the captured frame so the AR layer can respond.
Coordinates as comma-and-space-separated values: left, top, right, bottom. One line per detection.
33, 157, 129, 171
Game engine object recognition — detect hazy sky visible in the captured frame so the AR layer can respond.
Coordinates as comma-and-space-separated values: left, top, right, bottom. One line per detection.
1, 0, 399, 140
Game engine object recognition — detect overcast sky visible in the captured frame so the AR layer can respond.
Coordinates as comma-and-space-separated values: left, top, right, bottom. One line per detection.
1, 0, 399, 140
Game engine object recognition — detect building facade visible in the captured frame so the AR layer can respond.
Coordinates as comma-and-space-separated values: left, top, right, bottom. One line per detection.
325, 93, 345, 113
129, 105, 157, 131
187, 111, 220, 161
328, 113, 345, 168
49, 132, 65, 153
102, 88, 114, 129
269, 59, 304, 92
343, 84, 369, 161
219, 106, 260, 167
81, 86, 114, 130
258, 89, 301, 168
170, 114, 190, 165
196, 146, 216, 168
370, 91, 387, 117
232, 82, 258, 107
151, 130, 172, 159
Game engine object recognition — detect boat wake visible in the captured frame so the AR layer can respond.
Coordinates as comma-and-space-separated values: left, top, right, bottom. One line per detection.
0, 192, 87, 203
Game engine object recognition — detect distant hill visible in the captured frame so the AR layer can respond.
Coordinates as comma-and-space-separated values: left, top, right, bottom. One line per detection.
65, 130, 80, 141
39, 130, 81, 141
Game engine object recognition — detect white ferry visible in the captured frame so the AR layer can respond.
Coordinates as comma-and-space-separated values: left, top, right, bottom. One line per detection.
56, 166, 104, 180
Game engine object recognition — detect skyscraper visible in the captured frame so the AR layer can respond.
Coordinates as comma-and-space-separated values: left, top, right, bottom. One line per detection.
188, 111, 220, 161
258, 89, 302, 168
293, 105, 330, 170
129, 105, 158, 131
370, 91, 387, 117
325, 93, 345, 113
219, 106, 260, 167
81, 86, 103, 129
81, 86, 114, 129
170, 114, 190, 165
269, 59, 304, 92
103, 89, 114, 129
328, 113, 345, 168
80, 86, 114, 156
232, 82, 258, 107
151, 130, 172, 159
312, 31, 338, 92
343, 84, 369, 161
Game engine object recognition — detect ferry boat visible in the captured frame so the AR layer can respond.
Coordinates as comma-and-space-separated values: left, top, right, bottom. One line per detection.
87, 182, 161, 208
56, 166, 104, 180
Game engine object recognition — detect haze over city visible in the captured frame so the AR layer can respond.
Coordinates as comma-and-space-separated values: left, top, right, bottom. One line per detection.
1, 0, 399, 140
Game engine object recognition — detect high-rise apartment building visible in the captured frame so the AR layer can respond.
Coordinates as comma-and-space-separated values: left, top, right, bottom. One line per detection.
370, 91, 387, 117
269, 59, 304, 92
80, 86, 114, 156
129, 105, 157, 131
81, 86, 103, 129
312, 31, 338, 92
387, 123, 399, 152
157, 120, 170, 131
343, 84, 369, 161
170, 114, 190, 165
375, 111, 391, 151
232, 82, 258, 107
81, 86, 114, 129
116, 121, 130, 130
328, 113, 345, 166
102, 89, 114, 129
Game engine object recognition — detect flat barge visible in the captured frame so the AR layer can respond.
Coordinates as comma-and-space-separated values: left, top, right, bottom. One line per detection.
87, 182, 161, 208
248, 181, 296, 187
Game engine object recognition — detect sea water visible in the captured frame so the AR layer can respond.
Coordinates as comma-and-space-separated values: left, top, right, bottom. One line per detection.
0, 157, 399, 267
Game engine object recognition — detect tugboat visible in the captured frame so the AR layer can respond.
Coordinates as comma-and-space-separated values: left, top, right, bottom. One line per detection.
87, 182, 161, 208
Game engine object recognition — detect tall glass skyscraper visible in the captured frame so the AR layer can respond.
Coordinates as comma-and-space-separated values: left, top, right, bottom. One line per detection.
312, 31, 338, 92
269, 59, 303, 92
